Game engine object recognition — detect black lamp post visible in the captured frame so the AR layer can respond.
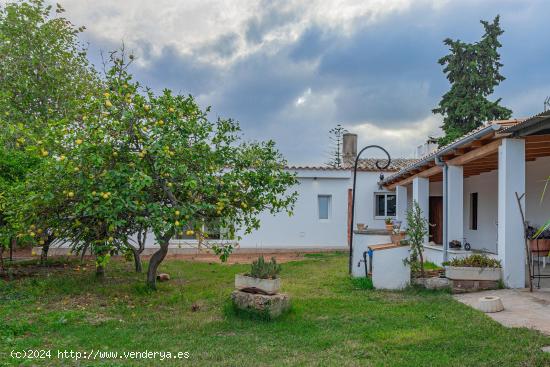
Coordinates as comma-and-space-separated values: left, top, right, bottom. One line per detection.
348, 145, 391, 275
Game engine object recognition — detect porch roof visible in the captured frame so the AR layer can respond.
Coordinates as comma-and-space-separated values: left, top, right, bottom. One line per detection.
382, 111, 550, 189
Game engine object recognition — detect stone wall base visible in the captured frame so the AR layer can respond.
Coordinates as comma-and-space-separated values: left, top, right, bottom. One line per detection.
231, 290, 290, 319
451, 279, 499, 294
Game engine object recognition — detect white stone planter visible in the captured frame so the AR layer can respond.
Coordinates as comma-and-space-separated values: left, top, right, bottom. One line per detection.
235, 274, 280, 295
478, 296, 504, 313
445, 266, 501, 281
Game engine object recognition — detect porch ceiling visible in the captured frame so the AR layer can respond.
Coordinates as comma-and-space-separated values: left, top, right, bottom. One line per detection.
386, 133, 550, 185
461, 134, 550, 178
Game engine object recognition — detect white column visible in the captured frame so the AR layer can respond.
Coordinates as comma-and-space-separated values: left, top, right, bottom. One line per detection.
498, 138, 526, 288
395, 185, 408, 229
412, 177, 430, 243
447, 165, 464, 244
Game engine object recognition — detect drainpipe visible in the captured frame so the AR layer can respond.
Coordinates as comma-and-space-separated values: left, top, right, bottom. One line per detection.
435, 156, 448, 263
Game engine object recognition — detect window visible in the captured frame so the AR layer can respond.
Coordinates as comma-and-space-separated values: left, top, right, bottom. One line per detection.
174, 220, 222, 240
318, 195, 331, 220
470, 193, 478, 230
375, 193, 396, 218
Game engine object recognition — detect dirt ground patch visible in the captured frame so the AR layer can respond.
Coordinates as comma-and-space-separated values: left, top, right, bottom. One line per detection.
154, 252, 315, 264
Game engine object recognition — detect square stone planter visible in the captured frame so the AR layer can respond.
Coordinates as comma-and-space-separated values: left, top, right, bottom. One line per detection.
231, 290, 290, 319
235, 274, 280, 295
445, 266, 501, 281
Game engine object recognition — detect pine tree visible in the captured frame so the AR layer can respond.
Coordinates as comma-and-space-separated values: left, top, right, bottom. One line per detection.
326, 124, 348, 168
433, 15, 512, 146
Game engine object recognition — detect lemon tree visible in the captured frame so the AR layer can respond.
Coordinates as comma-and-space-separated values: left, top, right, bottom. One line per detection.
21, 53, 297, 287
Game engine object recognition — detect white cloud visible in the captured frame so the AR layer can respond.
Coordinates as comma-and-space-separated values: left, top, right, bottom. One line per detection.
350, 115, 442, 158
60, 0, 441, 66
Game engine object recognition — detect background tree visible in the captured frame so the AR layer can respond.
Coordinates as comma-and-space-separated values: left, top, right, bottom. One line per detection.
433, 15, 512, 146
326, 124, 348, 168
21, 53, 298, 286
0, 0, 99, 262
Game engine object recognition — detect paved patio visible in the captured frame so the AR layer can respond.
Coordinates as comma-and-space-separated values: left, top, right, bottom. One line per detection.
455, 288, 550, 335
454, 263, 550, 335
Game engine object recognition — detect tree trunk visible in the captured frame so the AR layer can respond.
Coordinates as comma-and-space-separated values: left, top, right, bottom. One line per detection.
40, 239, 51, 266
0, 246, 4, 273
146, 241, 169, 289
96, 262, 105, 278
132, 248, 142, 273
419, 250, 425, 279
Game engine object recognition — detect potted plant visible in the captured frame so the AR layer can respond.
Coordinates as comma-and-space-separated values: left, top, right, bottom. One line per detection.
527, 225, 550, 252
390, 228, 406, 245
384, 217, 393, 232
444, 254, 502, 281
235, 256, 281, 295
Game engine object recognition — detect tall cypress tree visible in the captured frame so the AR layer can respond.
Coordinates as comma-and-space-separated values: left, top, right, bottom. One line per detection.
433, 15, 512, 146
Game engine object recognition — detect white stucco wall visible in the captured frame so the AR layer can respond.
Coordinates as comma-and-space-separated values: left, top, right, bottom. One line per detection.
463, 156, 550, 254
353, 170, 396, 230
237, 169, 394, 249
237, 169, 351, 249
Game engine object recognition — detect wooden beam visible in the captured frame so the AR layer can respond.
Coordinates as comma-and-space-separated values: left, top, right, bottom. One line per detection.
386, 165, 442, 190
470, 140, 484, 148
447, 139, 501, 166
525, 134, 550, 143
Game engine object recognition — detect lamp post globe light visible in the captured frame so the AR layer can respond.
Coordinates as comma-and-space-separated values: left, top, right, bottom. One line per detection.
348, 145, 391, 275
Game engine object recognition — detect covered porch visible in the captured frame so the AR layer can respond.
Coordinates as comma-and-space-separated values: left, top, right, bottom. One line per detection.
384, 112, 550, 288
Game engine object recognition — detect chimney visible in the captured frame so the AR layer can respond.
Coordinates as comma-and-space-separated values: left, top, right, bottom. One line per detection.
343, 133, 357, 165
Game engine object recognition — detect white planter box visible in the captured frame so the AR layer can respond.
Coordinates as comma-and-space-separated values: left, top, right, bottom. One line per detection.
235, 274, 280, 295
445, 266, 501, 281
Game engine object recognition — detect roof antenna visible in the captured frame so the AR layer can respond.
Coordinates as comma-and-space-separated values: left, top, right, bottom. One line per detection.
544, 96, 550, 112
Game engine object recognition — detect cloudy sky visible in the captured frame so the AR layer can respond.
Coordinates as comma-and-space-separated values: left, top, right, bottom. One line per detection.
60, 0, 550, 165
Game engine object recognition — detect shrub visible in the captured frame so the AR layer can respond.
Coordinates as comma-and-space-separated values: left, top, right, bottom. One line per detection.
248, 256, 281, 279
526, 225, 550, 240
444, 254, 501, 268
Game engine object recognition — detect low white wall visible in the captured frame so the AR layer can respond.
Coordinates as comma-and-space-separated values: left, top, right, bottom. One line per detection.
351, 234, 391, 277
371, 246, 410, 290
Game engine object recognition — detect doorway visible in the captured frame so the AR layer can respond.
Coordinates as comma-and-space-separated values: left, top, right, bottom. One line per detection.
429, 196, 443, 245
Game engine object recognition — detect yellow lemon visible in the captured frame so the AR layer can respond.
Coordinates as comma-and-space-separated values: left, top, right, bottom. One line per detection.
105, 100, 112, 107
75, 139, 83, 145
175, 210, 180, 216
68, 191, 74, 198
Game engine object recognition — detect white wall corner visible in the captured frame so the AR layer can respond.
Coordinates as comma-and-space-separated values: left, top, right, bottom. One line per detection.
412, 177, 430, 243
498, 138, 526, 288
396, 185, 408, 229
447, 165, 464, 243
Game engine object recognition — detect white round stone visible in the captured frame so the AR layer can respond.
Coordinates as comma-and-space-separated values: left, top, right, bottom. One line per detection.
478, 296, 504, 313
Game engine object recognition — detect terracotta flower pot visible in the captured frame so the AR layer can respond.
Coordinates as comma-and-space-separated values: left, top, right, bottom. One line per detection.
391, 233, 406, 245
529, 239, 550, 252
385, 224, 393, 232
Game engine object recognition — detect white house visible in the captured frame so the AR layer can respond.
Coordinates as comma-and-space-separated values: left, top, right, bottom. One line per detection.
382, 111, 550, 288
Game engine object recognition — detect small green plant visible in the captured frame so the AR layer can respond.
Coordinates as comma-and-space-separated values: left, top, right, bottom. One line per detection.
444, 254, 501, 268
351, 277, 373, 290
385, 217, 393, 225
248, 256, 281, 279
404, 200, 429, 278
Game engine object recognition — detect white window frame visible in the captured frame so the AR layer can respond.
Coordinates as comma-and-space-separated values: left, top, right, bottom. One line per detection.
317, 194, 332, 221
374, 192, 396, 219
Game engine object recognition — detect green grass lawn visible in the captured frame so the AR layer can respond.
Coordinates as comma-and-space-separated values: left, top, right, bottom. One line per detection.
1, 253, 550, 366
